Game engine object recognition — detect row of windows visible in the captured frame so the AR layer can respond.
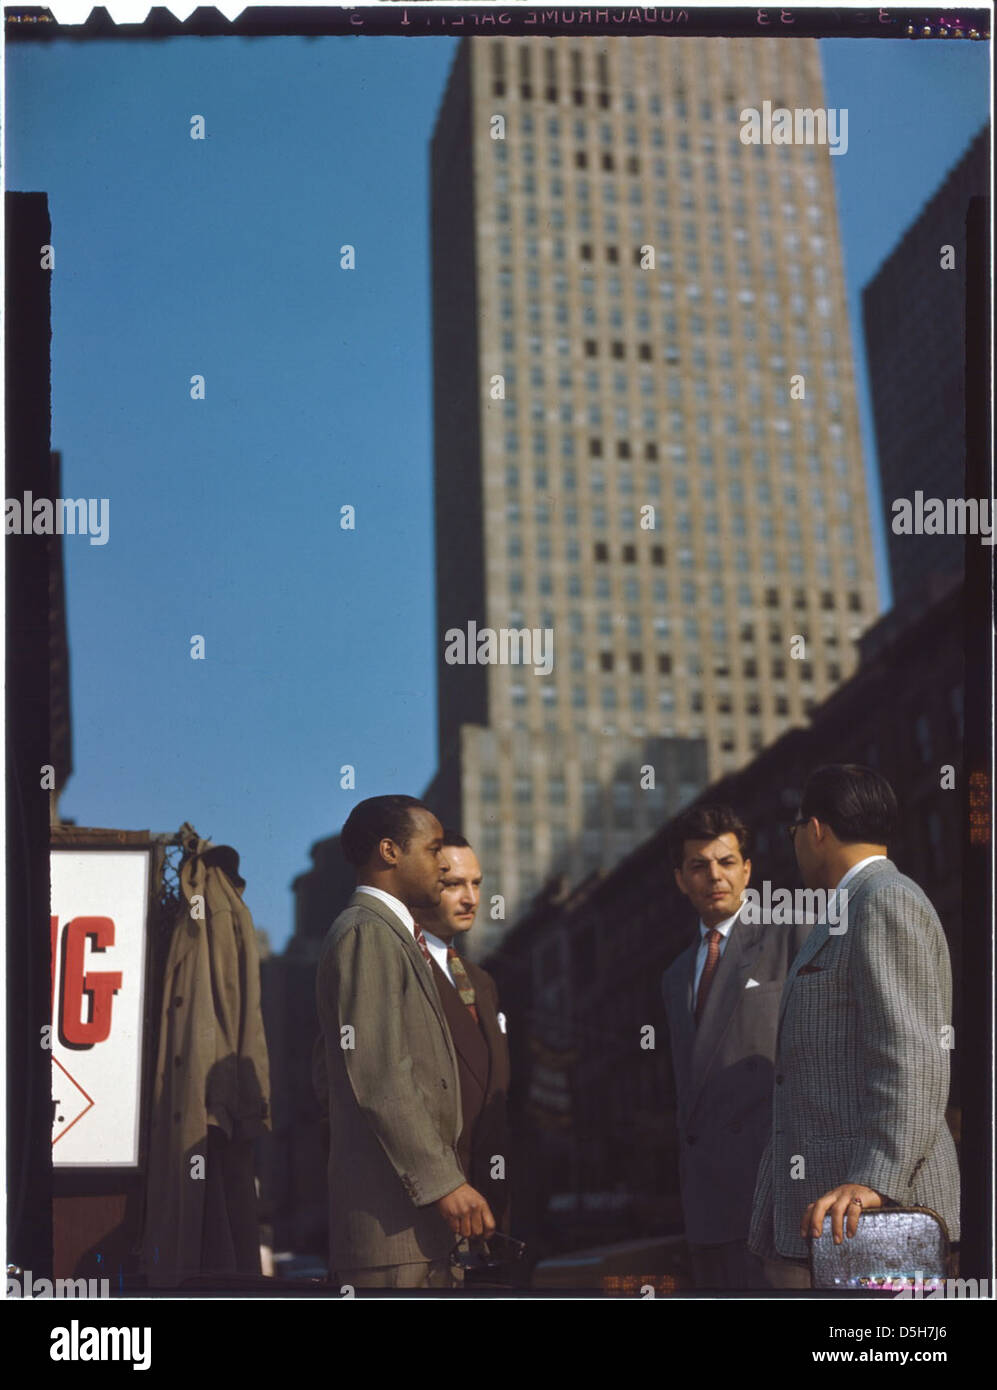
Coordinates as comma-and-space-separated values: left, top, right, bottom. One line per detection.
498, 325, 838, 354
494, 168, 825, 218
502, 307, 828, 345
501, 682, 823, 715
493, 233, 828, 276
495, 139, 822, 185
499, 352, 839, 385
498, 510, 862, 575
500, 282, 829, 317
505, 466, 851, 510
495, 564, 857, 620
504, 409, 840, 447
490, 90, 822, 161
502, 271, 830, 300
504, 552, 862, 584
496, 599, 863, 642
492, 134, 821, 194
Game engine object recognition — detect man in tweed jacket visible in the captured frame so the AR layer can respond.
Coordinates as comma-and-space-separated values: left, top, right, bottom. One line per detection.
749, 765, 960, 1284
315, 795, 495, 1289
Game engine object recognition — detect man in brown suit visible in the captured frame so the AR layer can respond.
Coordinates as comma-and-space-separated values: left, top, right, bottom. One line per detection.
315, 797, 495, 1290
413, 831, 511, 1234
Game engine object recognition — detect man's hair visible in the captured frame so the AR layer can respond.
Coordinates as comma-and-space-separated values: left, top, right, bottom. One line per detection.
441, 829, 470, 850
668, 803, 750, 870
340, 795, 430, 868
800, 764, 897, 845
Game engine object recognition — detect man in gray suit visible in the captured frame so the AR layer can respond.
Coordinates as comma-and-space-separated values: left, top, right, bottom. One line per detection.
662, 804, 810, 1290
749, 765, 960, 1287
315, 795, 495, 1289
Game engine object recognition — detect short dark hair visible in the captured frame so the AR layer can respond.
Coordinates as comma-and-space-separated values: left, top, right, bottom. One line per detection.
441, 829, 471, 850
341, 795, 431, 868
800, 764, 897, 845
669, 803, 750, 870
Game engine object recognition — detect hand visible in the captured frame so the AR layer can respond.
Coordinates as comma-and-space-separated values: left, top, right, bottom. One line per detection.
802, 1184, 883, 1245
436, 1182, 496, 1239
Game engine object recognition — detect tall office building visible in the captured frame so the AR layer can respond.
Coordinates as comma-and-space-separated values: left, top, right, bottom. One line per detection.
427, 36, 877, 954
863, 125, 989, 605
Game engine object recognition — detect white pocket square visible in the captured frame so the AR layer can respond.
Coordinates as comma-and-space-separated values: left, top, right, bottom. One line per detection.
745, 978, 760, 989
497, 1011, 508, 1034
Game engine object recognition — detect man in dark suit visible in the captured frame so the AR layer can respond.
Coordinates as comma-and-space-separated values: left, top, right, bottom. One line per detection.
413, 830, 511, 1235
662, 803, 810, 1290
314, 796, 495, 1289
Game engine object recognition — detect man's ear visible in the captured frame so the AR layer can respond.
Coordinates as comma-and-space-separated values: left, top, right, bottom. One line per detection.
377, 836, 399, 867
742, 857, 752, 888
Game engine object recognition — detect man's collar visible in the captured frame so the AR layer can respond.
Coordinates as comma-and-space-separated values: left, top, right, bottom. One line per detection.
698, 903, 743, 939
355, 884, 415, 933
833, 854, 887, 894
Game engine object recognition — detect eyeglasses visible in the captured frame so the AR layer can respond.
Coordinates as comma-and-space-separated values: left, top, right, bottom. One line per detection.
449, 1232, 527, 1272
787, 817, 809, 842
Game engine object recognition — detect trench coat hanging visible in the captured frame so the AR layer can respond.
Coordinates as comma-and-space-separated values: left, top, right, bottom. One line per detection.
141, 833, 271, 1287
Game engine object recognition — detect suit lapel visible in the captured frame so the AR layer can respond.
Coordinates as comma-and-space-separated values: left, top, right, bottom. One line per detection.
348, 891, 457, 1064
464, 960, 504, 1099
664, 941, 697, 1090
430, 957, 490, 1092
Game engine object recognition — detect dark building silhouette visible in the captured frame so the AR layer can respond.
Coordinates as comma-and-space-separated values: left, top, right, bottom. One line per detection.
6, 191, 60, 1274
863, 125, 989, 603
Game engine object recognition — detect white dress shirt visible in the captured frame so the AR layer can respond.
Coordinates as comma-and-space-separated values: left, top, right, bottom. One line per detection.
833, 854, 886, 894
355, 884, 415, 935
692, 905, 742, 997
421, 928, 456, 985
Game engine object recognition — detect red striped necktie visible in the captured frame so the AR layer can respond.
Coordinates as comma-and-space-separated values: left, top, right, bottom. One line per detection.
694, 928, 723, 1024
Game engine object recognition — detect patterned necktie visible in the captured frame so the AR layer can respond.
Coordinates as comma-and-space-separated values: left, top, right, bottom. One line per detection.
413, 925, 434, 968
447, 947, 480, 1024
694, 928, 723, 1025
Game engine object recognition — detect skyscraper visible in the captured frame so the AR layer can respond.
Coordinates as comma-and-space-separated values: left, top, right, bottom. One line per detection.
427, 36, 877, 953
863, 125, 989, 605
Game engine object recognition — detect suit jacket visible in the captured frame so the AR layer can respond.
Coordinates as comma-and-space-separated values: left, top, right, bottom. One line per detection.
662, 910, 811, 1246
314, 890, 465, 1271
428, 955, 511, 1229
748, 858, 960, 1260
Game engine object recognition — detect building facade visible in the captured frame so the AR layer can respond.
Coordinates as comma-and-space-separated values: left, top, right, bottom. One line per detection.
428, 36, 878, 947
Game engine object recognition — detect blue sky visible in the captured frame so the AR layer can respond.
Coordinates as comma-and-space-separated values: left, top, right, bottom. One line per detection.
5, 34, 990, 949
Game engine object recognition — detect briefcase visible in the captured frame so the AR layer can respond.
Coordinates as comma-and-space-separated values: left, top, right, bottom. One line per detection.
809, 1207, 950, 1291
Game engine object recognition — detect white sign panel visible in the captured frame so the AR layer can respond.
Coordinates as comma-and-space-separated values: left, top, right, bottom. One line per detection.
50, 849, 151, 1167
